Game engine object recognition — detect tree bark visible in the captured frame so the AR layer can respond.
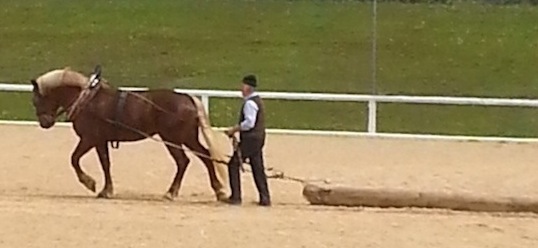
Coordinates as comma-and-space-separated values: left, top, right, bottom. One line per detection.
302, 183, 538, 214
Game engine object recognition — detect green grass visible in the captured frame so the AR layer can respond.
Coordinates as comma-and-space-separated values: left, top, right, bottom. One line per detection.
1, 0, 538, 136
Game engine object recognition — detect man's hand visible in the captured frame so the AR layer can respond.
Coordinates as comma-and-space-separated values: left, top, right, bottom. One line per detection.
225, 125, 240, 137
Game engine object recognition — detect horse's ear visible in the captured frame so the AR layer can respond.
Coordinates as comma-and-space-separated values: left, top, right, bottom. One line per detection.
93, 65, 102, 79
31, 79, 39, 92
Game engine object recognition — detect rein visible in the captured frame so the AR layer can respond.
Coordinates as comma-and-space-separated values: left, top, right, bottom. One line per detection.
45, 94, 81, 122
101, 115, 231, 165
63, 83, 323, 184
56, 84, 230, 164
101, 115, 323, 184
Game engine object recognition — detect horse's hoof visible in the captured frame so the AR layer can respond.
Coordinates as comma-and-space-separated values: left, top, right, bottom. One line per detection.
97, 190, 113, 199
216, 191, 228, 202
163, 192, 176, 201
79, 176, 96, 193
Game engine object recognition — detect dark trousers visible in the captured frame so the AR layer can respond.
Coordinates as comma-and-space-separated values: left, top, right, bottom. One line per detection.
228, 137, 270, 203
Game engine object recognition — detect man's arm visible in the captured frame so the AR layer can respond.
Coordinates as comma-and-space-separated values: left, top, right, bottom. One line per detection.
226, 100, 258, 136
240, 100, 258, 131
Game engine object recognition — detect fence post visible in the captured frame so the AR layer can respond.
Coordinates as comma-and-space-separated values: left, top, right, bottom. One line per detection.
201, 95, 209, 114
368, 100, 377, 133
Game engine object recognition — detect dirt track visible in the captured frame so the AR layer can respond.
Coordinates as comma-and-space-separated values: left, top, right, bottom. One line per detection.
1, 124, 538, 248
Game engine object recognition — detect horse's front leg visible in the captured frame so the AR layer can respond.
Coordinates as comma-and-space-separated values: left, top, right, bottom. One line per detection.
95, 142, 113, 198
71, 139, 96, 192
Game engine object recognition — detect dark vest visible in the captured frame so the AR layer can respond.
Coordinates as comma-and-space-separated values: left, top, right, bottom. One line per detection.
239, 95, 265, 140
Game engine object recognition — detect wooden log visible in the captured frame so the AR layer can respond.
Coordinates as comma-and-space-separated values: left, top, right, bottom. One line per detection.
302, 183, 538, 214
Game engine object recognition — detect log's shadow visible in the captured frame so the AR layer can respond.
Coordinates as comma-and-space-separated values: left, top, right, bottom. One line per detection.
276, 202, 538, 219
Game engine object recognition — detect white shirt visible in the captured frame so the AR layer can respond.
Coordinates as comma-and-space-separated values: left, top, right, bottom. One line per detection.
240, 92, 259, 131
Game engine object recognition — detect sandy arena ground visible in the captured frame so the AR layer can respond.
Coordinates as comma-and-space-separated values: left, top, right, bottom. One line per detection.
1, 124, 538, 247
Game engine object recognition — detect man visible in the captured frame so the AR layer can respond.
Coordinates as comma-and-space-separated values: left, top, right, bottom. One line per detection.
224, 74, 271, 206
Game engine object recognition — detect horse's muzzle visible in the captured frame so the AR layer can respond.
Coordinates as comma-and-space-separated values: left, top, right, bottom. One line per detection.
38, 114, 55, 129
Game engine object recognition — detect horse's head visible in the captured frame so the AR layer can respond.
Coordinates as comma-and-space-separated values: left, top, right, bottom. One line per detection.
30, 67, 91, 128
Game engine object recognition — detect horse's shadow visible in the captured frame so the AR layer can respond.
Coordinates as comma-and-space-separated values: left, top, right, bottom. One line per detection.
17, 192, 304, 208
17, 192, 220, 206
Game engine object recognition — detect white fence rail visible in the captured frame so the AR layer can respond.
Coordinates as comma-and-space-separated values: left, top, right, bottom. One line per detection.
2, 83, 538, 141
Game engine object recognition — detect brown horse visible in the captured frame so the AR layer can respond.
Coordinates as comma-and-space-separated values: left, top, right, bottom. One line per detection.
30, 66, 229, 201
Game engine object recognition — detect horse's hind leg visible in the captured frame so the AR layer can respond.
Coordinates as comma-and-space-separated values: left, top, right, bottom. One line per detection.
160, 133, 190, 200
184, 132, 227, 201
95, 142, 113, 198
71, 139, 96, 192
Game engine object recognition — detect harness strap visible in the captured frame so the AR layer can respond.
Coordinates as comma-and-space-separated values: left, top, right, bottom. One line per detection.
110, 91, 128, 149
66, 83, 102, 121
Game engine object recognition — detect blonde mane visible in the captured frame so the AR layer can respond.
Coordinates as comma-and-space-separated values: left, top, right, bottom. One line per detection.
35, 68, 91, 95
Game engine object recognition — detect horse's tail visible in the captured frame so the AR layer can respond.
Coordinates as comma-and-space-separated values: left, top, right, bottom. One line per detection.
190, 95, 229, 188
